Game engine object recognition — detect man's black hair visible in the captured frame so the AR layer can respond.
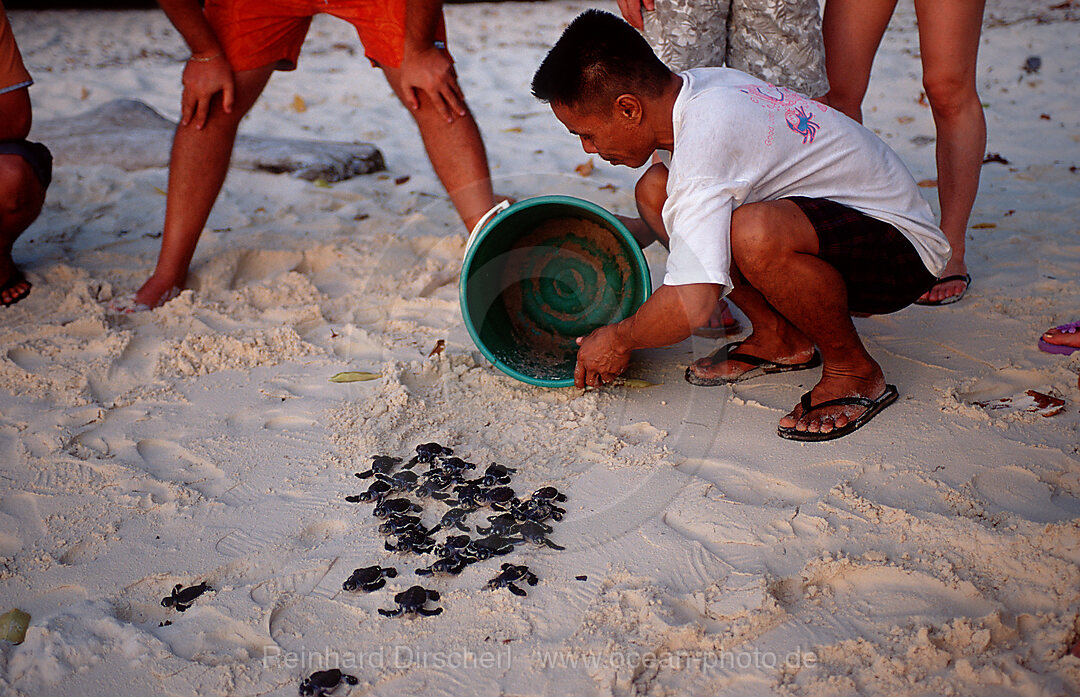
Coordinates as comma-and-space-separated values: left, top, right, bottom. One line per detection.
531, 9, 672, 111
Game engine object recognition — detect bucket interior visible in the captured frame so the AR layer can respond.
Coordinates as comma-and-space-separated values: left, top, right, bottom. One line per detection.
461, 199, 651, 386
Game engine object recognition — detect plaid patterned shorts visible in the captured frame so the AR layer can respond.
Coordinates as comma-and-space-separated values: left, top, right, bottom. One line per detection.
787, 197, 937, 315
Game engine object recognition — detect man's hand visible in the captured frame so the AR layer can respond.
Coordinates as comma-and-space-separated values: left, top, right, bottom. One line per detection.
399, 45, 466, 123
616, 0, 655, 31
180, 53, 234, 129
574, 324, 632, 389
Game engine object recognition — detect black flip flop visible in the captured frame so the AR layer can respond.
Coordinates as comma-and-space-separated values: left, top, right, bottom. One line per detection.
913, 273, 971, 306
0, 270, 31, 307
777, 384, 899, 442
685, 341, 822, 387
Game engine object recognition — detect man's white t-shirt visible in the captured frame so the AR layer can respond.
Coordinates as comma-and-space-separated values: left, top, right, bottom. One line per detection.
662, 68, 951, 290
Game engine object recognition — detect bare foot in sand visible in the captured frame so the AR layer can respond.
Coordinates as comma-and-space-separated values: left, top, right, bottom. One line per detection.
133, 274, 182, 310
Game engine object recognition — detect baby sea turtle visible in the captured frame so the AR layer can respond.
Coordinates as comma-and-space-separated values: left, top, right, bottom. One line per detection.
414, 472, 455, 498
375, 469, 420, 493
378, 585, 443, 618
487, 563, 539, 597
479, 486, 518, 511
355, 455, 403, 479
424, 457, 476, 482
161, 581, 212, 612
377, 515, 431, 537
430, 507, 471, 533
384, 528, 436, 554
342, 565, 397, 592
345, 479, 391, 503
512, 497, 564, 523
512, 521, 565, 550
469, 534, 516, 560
479, 463, 516, 487
439, 481, 484, 510
532, 486, 567, 503
435, 533, 473, 556
476, 512, 523, 537
299, 668, 358, 696
415, 556, 471, 576
373, 497, 422, 519
415, 442, 453, 464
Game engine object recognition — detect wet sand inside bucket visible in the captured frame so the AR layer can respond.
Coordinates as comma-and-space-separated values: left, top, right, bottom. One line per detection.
494, 216, 634, 380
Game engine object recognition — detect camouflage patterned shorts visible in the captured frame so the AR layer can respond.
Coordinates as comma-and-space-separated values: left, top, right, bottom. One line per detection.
641, 0, 829, 97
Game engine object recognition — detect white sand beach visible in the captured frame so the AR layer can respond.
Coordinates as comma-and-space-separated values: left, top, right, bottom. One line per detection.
1, 1, 1079, 695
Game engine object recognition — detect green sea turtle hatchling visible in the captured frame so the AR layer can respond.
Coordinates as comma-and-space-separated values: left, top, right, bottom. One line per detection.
299, 668, 359, 696
378, 585, 443, 617
342, 565, 397, 592
513, 520, 566, 550
161, 581, 212, 612
355, 455, 403, 479
372, 497, 422, 519
487, 563, 539, 597
345, 479, 391, 503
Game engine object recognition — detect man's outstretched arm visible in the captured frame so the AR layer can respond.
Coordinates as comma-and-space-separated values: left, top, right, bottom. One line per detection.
156, 0, 234, 128
574, 282, 721, 388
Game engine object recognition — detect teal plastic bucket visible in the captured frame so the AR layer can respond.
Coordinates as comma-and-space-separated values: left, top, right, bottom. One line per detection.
460, 195, 652, 387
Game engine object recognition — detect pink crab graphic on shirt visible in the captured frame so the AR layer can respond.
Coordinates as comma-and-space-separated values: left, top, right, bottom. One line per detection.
739, 85, 825, 145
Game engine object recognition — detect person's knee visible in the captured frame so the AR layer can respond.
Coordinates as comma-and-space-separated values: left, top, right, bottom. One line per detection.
730, 203, 784, 272
0, 156, 38, 217
922, 70, 978, 119
634, 162, 668, 215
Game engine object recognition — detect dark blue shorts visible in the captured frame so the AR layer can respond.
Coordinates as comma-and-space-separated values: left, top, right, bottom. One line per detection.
0, 139, 53, 189
787, 196, 936, 315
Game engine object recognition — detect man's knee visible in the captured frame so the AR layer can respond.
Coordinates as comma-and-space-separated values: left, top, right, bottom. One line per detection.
730, 203, 782, 268
634, 162, 668, 214
0, 155, 40, 217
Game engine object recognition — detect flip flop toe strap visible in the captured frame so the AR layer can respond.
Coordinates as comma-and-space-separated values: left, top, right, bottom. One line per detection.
723, 351, 773, 368
799, 391, 876, 416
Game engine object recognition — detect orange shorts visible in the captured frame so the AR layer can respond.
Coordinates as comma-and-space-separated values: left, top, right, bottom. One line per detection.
204, 0, 448, 72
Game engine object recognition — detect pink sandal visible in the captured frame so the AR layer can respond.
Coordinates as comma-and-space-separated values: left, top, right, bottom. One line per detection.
1038, 320, 1080, 355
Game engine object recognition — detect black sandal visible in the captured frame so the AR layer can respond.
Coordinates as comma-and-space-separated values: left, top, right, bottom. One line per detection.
777, 384, 899, 441
685, 341, 821, 386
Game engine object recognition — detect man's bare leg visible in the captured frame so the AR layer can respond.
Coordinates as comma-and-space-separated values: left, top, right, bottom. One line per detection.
380, 65, 494, 232
0, 154, 45, 305
687, 265, 818, 380
134, 65, 274, 308
729, 201, 887, 434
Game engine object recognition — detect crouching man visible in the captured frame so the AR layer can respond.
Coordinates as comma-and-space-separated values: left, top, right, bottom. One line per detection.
531, 10, 950, 441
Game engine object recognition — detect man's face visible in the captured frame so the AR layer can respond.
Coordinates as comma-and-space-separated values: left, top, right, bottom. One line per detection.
551, 98, 653, 168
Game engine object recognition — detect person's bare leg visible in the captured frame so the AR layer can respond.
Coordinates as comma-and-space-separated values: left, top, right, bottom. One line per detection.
729, 201, 887, 434
135, 65, 274, 308
380, 65, 494, 232
912, 0, 986, 304
821, 0, 898, 122
0, 154, 45, 305
688, 263, 818, 380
